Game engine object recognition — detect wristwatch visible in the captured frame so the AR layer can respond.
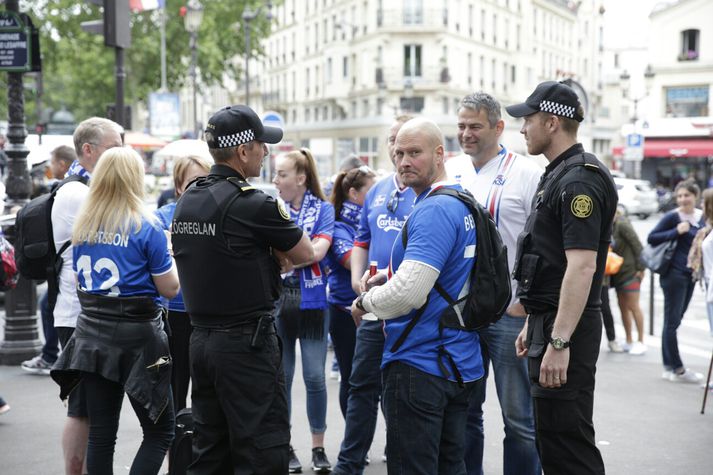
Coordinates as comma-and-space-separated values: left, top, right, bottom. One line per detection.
549, 336, 570, 350
355, 292, 368, 311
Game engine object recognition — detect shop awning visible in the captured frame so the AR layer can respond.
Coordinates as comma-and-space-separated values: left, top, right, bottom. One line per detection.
612, 138, 713, 158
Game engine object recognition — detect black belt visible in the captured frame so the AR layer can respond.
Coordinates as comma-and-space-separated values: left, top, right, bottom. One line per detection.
195, 316, 276, 334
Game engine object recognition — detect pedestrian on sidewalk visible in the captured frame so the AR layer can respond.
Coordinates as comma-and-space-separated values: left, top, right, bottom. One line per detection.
509, 80, 616, 475
612, 208, 647, 354
331, 115, 416, 475
51, 147, 180, 474
273, 148, 335, 473
696, 188, 713, 337
352, 118, 483, 474
648, 179, 705, 383
53, 117, 123, 475
173, 105, 313, 474
154, 154, 212, 413
326, 165, 377, 418
445, 91, 543, 475
21, 145, 76, 375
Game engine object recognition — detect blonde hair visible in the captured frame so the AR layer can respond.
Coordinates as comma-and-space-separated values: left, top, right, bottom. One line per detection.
72, 147, 155, 245
283, 148, 327, 201
173, 154, 212, 191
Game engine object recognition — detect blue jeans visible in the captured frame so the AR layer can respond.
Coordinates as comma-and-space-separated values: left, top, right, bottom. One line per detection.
333, 319, 384, 474
660, 268, 696, 371
328, 304, 357, 418
39, 291, 59, 363
83, 372, 175, 474
277, 310, 329, 434
465, 314, 541, 475
383, 361, 475, 475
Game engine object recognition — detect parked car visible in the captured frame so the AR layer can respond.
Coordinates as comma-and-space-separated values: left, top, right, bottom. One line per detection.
614, 177, 659, 219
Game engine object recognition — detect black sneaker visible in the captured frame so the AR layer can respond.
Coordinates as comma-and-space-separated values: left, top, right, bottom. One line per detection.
311, 447, 331, 473
289, 446, 302, 473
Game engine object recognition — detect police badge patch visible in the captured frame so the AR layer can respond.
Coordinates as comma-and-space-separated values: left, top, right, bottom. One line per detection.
277, 200, 290, 220
571, 194, 593, 218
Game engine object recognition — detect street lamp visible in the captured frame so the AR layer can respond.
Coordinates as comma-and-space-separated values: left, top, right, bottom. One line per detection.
620, 64, 656, 122
183, 0, 203, 138
0, 0, 41, 365
620, 65, 656, 180
242, 1, 273, 107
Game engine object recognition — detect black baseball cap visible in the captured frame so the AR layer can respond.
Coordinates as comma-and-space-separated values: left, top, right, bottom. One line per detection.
204, 105, 283, 149
506, 81, 584, 122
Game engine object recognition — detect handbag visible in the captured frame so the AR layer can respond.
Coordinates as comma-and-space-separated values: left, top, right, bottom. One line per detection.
605, 247, 624, 276
641, 239, 677, 274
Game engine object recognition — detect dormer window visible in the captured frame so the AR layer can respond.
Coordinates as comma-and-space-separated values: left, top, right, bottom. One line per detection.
679, 29, 699, 61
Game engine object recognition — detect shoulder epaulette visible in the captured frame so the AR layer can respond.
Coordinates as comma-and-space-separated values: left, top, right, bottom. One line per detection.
226, 177, 256, 192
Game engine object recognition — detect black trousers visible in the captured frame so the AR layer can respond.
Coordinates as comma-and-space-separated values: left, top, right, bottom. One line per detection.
526, 311, 605, 475
188, 323, 289, 475
167, 310, 192, 412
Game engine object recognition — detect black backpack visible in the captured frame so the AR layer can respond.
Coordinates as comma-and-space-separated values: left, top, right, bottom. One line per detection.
168, 407, 194, 475
14, 175, 88, 307
390, 187, 512, 356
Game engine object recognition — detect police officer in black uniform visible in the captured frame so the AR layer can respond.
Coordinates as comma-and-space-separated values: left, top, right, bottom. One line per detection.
172, 105, 314, 474
507, 82, 617, 475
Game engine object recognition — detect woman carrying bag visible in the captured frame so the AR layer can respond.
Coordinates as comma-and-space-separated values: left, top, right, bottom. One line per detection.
647, 179, 704, 383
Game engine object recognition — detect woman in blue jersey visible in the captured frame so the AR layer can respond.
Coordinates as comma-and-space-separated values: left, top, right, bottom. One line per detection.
273, 148, 335, 473
155, 154, 211, 414
51, 147, 180, 475
327, 165, 376, 417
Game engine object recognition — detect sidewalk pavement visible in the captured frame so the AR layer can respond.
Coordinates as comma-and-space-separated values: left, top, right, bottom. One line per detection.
1, 280, 712, 474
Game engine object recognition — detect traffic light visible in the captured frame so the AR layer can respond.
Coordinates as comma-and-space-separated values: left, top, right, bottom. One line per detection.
81, 0, 131, 48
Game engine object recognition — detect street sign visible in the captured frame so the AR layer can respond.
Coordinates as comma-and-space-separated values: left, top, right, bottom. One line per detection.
149, 92, 180, 139
0, 12, 31, 72
625, 133, 644, 161
262, 111, 285, 130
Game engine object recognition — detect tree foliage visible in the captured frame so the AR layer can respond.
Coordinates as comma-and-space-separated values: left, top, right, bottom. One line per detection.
1, 0, 274, 129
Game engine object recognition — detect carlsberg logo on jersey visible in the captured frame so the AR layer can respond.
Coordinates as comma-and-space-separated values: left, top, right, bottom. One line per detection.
376, 214, 405, 232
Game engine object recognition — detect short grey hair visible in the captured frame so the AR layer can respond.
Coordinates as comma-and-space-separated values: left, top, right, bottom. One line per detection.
458, 92, 502, 128
73, 117, 123, 156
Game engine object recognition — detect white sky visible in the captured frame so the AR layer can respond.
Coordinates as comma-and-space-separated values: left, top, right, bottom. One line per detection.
602, 0, 672, 49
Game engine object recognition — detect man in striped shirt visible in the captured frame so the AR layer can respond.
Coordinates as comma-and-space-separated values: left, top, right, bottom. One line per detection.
446, 92, 543, 475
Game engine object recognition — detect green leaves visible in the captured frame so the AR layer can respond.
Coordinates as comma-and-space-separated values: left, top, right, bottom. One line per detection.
3, 0, 273, 130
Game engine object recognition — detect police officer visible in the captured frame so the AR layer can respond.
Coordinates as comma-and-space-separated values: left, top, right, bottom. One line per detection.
507, 82, 617, 475
172, 105, 314, 474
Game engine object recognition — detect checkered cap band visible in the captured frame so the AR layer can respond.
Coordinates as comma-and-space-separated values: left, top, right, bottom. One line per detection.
539, 100, 575, 119
217, 129, 255, 148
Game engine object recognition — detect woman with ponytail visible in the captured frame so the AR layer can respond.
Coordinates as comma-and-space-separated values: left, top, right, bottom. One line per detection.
326, 165, 376, 418
273, 148, 335, 473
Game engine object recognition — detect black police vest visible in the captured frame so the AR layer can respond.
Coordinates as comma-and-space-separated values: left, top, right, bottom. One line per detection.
513, 152, 617, 313
172, 176, 281, 327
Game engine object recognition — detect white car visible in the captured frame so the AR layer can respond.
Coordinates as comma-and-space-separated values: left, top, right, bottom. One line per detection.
614, 177, 658, 219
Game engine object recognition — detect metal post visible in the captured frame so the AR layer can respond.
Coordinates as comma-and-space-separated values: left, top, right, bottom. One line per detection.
115, 46, 125, 128
190, 32, 198, 137
244, 19, 250, 107
649, 272, 655, 336
0, 0, 41, 365
159, 5, 167, 91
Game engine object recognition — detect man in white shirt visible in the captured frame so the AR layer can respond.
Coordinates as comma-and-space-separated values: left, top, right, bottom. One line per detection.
54, 117, 123, 475
445, 92, 542, 475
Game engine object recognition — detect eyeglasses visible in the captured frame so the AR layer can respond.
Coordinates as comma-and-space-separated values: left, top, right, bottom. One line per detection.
387, 189, 399, 213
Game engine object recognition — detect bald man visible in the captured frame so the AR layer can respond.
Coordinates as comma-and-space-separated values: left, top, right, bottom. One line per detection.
351, 118, 484, 474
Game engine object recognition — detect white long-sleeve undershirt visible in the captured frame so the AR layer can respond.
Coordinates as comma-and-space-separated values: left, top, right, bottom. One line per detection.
362, 259, 440, 320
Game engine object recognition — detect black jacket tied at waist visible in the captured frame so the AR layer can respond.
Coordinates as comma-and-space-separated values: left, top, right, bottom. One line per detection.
50, 290, 172, 423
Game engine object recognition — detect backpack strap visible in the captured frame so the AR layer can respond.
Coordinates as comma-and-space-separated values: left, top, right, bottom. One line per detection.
390, 186, 475, 353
